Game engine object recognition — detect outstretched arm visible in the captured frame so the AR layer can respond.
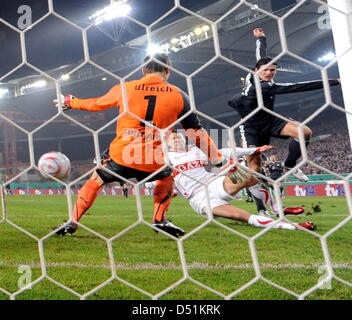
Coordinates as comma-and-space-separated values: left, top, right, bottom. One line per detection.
70, 85, 121, 111
244, 28, 267, 84
262, 79, 340, 95
53, 85, 121, 112
221, 145, 275, 159
253, 28, 267, 61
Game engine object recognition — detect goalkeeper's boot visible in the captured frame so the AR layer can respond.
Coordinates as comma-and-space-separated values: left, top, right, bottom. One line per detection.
152, 220, 185, 238
54, 222, 78, 236
297, 221, 316, 231
284, 207, 304, 215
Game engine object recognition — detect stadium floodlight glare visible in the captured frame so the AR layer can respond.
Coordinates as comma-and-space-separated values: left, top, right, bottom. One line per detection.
194, 27, 203, 36
194, 25, 210, 36
61, 74, 70, 81
147, 44, 161, 56
89, 1, 131, 25
147, 43, 170, 56
32, 80, 47, 88
151, 24, 212, 55
20, 80, 47, 94
0, 88, 9, 98
318, 52, 336, 62
171, 38, 179, 44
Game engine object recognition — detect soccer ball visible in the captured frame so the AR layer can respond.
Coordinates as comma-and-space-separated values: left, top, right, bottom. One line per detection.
38, 151, 71, 181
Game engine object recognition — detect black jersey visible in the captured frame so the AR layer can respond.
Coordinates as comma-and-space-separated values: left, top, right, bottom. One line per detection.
228, 37, 340, 126
229, 79, 340, 126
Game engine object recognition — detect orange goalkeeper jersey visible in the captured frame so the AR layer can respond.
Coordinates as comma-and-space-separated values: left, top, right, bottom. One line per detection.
70, 75, 212, 172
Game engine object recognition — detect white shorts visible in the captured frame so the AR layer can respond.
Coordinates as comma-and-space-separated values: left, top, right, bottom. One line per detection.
189, 176, 239, 217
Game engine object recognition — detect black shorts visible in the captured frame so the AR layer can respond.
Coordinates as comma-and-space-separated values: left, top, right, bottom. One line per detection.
96, 151, 172, 184
270, 172, 283, 180
242, 117, 290, 147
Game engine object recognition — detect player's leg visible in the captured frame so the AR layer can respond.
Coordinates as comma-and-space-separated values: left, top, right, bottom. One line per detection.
72, 147, 110, 223
149, 169, 185, 237
242, 128, 271, 213
225, 170, 306, 218
245, 188, 254, 202
212, 205, 298, 230
242, 153, 271, 215
56, 154, 137, 236
248, 183, 305, 217
72, 151, 128, 225
152, 175, 174, 223
55, 170, 105, 236
73, 171, 105, 222
215, 178, 313, 230
279, 121, 312, 181
152, 176, 185, 237
190, 176, 315, 231
253, 195, 269, 216
122, 183, 128, 198
242, 125, 267, 173
212, 205, 314, 230
248, 183, 277, 216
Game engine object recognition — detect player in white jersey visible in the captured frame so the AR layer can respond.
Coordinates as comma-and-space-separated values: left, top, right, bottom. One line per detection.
220, 144, 279, 216
167, 131, 315, 231
220, 145, 305, 217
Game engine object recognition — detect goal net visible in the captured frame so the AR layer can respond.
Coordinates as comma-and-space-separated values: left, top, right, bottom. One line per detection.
0, 0, 351, 300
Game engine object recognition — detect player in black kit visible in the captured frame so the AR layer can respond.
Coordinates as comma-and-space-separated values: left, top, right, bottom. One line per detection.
264, 155, 285, 195
228, 28, 340, 182
265, 155, 284, 180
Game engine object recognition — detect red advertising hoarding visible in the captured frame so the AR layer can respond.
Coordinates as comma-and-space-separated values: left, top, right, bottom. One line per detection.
285, 183, 352, 197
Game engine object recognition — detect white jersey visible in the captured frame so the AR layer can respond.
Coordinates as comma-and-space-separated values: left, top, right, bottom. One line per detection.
168, 145, 259, 199
168, 145, 211, 199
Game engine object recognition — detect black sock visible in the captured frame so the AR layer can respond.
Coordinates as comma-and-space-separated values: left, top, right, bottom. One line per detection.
284, 139, 310, 168
246, 188, 252, 197
253, 195, 266, 211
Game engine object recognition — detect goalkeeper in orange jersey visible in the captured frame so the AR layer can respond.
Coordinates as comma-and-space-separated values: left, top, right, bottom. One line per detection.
53, 53, 223, 237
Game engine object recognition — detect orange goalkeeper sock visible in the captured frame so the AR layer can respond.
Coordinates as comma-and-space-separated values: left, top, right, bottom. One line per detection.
73, 179, 101, 222
152, 176, 174, 223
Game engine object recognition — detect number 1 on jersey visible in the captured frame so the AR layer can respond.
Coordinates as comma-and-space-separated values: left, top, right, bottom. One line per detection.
141, 95, 157, 127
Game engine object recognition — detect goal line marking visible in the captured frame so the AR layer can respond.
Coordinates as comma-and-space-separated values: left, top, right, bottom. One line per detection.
1, 261, 351, 270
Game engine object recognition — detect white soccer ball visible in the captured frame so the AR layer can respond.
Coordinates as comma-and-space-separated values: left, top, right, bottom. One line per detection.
38, 151, 71, 181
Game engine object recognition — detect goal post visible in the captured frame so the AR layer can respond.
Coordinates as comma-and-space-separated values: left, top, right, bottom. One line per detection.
1, 0, 352, 301
328, 0, 352, 150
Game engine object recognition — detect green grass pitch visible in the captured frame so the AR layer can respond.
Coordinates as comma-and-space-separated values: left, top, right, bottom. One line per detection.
0, 194, 351, 300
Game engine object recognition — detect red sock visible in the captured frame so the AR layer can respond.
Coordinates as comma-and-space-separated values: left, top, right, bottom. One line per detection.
152, 176, 174, 223
73, 179, 101, 222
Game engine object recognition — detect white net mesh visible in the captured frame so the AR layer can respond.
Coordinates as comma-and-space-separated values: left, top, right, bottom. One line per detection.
0, 0, 351, 300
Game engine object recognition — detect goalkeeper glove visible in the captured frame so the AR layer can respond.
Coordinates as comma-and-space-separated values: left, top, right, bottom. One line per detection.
53, 94, 75, 111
